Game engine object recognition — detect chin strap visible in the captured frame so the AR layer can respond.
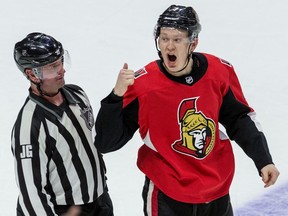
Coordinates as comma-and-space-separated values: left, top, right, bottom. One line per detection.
31, 79, 60, 97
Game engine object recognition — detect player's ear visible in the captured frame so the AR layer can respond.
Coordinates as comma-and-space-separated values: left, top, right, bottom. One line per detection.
190, 38, 198, 53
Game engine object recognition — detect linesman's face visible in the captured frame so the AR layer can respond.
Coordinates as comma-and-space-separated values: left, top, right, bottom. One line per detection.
26, 58, 66, 96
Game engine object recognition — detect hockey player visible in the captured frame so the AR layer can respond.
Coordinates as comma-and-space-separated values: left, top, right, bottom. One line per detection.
12, 32, 113, 216
95, 5, 280, 216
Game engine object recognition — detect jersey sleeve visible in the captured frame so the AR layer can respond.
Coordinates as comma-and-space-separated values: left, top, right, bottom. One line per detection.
11, 105, 57, 215
95, 90, 139, 153
219, 66, 273, 173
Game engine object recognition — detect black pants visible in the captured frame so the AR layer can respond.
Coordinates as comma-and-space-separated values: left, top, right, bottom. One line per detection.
142, 177, 233, 216
17, 191, 113, 216
55, 191, 114, 216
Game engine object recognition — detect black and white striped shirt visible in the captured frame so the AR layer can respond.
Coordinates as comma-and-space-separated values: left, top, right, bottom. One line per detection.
11, 84, 107, 216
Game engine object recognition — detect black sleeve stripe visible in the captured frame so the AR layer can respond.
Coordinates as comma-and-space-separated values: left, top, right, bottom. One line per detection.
14, 108, 37, 215
30, 111, 55, 215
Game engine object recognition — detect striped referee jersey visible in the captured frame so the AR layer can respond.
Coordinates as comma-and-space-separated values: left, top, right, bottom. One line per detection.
11, 84, 107, 215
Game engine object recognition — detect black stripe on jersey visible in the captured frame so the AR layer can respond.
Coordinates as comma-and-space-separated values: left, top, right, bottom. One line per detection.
67, 91, 100, 200
97, 151, 107, 189
65, 106, 98, 201
40, 112, 74, 205
31, 110, 55, 215
44, 110, 89, 203
14, 108, 37, 216
44, 133, 74, 205
60, 119, 90, 202
42, 133, 57, 205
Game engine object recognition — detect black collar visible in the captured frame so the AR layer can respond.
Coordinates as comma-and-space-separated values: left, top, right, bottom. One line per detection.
157, 52, 208, 86
29, 85, 80, 119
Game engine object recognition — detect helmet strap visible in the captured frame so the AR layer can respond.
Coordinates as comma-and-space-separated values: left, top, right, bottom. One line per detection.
37, 82, 60, 97
30, 79, 60, 97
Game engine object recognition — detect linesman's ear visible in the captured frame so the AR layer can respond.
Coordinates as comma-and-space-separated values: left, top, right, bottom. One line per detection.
25, 69, 40, 84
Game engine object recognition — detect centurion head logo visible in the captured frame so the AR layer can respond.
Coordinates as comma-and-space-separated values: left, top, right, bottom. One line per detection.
172, 97, 216, 159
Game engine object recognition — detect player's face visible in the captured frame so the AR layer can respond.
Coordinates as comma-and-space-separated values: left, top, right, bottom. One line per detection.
158, 28, 195, 76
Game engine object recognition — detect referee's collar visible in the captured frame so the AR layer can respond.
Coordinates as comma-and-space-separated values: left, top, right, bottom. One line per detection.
29, 86, 80, 119
61, 87, 80, 104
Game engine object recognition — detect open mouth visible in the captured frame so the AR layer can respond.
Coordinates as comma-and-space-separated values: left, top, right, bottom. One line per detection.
56, 76, 64, 80
168, 54, 177, 62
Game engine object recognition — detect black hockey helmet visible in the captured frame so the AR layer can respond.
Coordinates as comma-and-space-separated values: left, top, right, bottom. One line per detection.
154, 5, 201, 39
14, 32, 64, 75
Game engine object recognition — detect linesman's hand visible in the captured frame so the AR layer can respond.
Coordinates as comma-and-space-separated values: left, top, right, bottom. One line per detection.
61, 206, 81, 216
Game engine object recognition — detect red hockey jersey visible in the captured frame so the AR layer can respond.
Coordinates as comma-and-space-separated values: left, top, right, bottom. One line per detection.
96, 52, 273, 204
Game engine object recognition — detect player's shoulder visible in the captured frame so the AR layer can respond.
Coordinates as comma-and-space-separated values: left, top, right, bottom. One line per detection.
200, 52, 233, 69
195, 52, 235, 83
134, 60, 158, 80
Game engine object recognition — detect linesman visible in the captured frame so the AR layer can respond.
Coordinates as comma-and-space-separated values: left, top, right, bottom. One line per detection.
12, 32, 113, 216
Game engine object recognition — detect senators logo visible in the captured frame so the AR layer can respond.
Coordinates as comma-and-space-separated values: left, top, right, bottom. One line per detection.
172, 98, 216, 159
